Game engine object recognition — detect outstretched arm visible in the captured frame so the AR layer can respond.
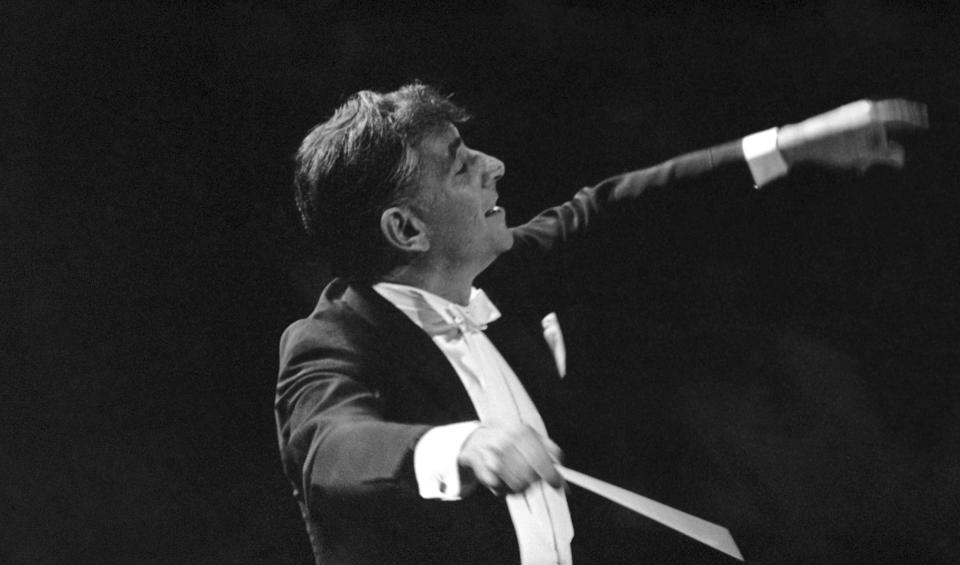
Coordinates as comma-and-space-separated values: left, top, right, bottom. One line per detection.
513, 98, 929, 249
488, 98, 927, 314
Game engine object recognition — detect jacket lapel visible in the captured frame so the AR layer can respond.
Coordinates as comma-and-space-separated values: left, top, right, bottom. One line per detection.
340, 282, 479, 422
483, 313, 562, 415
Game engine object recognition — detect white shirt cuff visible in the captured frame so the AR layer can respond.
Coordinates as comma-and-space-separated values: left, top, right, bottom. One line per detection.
413, 421, 481, 500
742, 127, 789, 188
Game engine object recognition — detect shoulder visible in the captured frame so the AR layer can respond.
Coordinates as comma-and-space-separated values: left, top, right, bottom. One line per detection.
279, 278, 380, 364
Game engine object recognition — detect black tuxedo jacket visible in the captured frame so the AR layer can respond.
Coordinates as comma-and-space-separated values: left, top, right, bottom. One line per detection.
275, 140, 753, 565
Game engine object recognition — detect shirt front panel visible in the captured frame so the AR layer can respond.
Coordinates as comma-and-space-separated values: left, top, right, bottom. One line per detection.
374, 282, 573, 565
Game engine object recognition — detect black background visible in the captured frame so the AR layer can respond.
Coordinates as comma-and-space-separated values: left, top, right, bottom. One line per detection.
3, 1, 960, 563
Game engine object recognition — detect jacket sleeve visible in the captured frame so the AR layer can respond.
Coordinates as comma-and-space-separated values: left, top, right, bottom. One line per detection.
510, 139, 748, 260
275, 318, 433, 509
481, 139, 752, 313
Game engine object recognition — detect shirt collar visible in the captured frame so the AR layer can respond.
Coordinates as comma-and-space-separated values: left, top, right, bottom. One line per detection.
373, 282, 501, 337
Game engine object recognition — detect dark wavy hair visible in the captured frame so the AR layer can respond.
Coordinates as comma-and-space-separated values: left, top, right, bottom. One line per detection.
293, 83, 470, 279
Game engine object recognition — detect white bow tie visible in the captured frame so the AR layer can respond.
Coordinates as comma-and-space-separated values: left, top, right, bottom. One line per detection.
419, 289, 501, 339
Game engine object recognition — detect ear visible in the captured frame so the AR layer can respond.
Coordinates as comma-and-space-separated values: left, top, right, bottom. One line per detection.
380, 206, 430, 253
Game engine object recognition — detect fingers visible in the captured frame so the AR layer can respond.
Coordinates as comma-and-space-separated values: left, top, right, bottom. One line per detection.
542, 435, 564, 464
873, 99, 929, 132
513, 431, 564, 489
468, 453, 505, 494
858, 140, 905, 174
877, 140, 906, 169
859, 99, 923, 172
458, 423, 564, 495
497, 443, 542, 493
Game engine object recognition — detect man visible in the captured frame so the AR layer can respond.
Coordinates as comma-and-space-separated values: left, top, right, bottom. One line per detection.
275, 83, 925, 564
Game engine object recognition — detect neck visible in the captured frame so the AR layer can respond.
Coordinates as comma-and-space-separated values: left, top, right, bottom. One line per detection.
381, 262, 478, 306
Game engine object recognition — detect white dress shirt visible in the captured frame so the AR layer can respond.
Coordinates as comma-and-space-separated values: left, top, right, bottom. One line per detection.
374, 283, 574, 565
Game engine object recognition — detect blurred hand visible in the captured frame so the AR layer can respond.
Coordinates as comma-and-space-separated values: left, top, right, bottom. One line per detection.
778, 99, 928, 173
457, 422, 564, 496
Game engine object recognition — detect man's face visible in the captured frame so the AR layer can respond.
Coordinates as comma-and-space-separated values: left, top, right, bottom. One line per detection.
411, 123, 513, 271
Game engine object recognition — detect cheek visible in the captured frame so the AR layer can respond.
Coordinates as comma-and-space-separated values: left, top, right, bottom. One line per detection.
432, 208, 480, 246
449, 197, 485, 229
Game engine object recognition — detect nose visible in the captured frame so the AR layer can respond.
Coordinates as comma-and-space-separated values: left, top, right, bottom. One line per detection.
482, 152, 505, 185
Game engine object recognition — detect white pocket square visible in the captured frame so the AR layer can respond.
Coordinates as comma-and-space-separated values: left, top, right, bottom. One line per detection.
541, 312, 567, 378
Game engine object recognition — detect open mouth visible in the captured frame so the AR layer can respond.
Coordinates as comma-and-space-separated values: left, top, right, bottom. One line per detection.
484, 205, 503, 218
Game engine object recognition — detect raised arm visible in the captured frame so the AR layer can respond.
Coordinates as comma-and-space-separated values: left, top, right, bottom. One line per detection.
511, 99, 928, 259
484, 99, 927, 311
